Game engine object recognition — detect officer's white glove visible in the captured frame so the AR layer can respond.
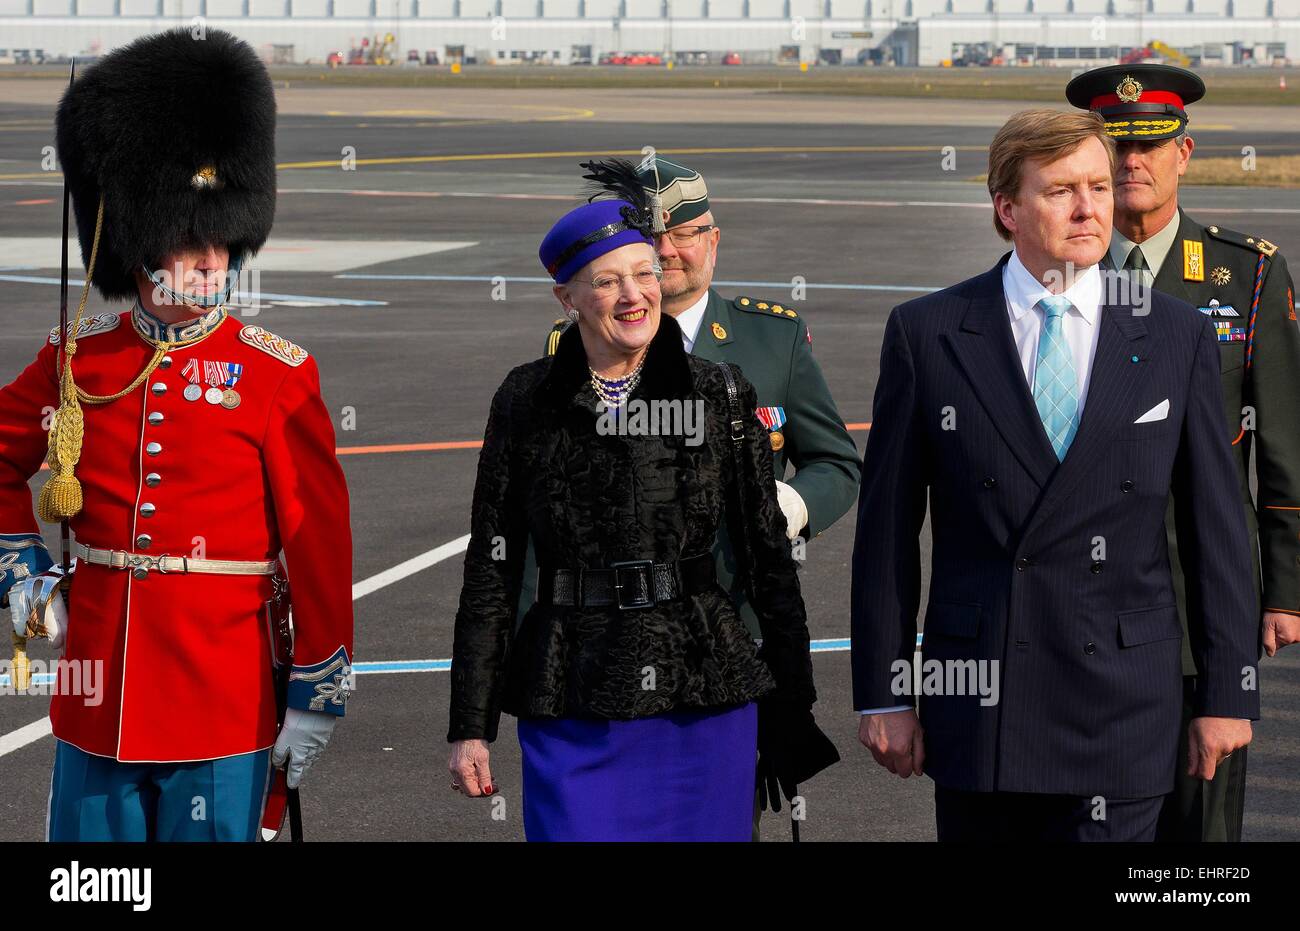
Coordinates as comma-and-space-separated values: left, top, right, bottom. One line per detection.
8, 573, 68, 651
774, 480, 808, 542
271, 708, 337, 788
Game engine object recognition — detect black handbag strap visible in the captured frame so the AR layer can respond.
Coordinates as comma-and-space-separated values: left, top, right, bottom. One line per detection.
716, 362, 757, 607
717, 360, 804, 843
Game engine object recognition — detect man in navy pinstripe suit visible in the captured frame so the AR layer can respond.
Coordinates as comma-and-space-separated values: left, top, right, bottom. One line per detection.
850, 109, 1259, 841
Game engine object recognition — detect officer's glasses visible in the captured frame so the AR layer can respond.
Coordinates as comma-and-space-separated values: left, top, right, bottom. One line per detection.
581, 266, 662, 298
656, 225, 716, 248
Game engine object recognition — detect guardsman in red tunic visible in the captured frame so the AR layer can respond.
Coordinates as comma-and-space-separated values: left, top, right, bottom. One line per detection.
0, 28, 353, 841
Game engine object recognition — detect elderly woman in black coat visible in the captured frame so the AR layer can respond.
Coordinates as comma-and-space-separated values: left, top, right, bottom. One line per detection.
447, 161, 835, 841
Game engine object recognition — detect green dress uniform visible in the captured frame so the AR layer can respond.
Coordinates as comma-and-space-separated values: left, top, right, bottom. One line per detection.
1104, 210, 1300, 840
523, 289, 862, 639
1070, 61, 1300, 842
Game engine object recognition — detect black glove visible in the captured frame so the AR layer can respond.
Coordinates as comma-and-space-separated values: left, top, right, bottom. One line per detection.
755, 695, 840, 812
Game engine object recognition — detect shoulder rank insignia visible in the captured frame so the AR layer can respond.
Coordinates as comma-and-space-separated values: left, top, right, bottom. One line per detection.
1206, 225, 1280, 258
239, 325, 308, 367
48, 313, 120, 345
734, 297, 799, 320
1182, 239, 1204, 282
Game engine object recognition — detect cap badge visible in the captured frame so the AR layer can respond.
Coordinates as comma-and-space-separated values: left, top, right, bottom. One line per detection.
191, 165, 222, 190
1116, 75, 1143, 103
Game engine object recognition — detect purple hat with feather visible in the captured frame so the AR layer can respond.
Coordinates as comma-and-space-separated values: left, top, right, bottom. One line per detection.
539, 158, 657, 284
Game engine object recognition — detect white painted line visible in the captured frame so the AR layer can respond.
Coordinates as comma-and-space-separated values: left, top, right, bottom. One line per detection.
351, 534, 470, 601
0, 237, 477, 272
0, 533, 473, 758
0, 274, 390, 307
0, 716, 51, 757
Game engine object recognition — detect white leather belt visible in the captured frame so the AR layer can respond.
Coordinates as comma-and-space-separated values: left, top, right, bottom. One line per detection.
73, 542, 278, 577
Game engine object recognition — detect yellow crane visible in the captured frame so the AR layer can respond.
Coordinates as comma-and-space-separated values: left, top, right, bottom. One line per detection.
369, 33, 397, 66
1147, 40, 1191, 68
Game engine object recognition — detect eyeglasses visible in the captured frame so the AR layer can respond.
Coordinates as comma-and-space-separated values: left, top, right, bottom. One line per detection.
578, 266, 662, 297
656, 225, 716, 248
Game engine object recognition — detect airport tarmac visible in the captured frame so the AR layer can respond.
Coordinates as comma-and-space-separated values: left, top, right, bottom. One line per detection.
1, 88, 1298, 840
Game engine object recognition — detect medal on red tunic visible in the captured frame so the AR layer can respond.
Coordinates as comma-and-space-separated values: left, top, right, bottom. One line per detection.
221, 362, 244, 410
180, 358, 203, 401
203, 360, 226, 405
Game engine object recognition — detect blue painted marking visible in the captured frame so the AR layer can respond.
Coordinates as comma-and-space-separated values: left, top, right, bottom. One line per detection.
354, 659, 452, 674
1, 636, 923, 686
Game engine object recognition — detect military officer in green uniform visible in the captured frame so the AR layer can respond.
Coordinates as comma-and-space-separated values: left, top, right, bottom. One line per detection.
517, 155, 861, 827
1068, 63, 1300, 842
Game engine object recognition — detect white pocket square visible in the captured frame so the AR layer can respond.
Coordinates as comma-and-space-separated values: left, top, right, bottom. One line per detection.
1133, 399, 1170, 424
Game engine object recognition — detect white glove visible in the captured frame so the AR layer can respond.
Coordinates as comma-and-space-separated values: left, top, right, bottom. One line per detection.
271, 708, 337, 789
8, 574, 68, 651
774, 480, 808, 541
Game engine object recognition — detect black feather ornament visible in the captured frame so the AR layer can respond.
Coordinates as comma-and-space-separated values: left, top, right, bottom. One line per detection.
579, 157, 661, 236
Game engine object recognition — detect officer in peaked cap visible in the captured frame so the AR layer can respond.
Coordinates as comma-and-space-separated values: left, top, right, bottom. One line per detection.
1, 28, 354, 841
1068, 62, 1300, 842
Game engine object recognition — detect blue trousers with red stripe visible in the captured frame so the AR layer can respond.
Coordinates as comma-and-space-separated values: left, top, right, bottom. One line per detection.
47, 739, 272, 842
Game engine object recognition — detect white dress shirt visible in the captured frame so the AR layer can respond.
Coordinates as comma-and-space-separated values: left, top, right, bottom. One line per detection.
857, 251, 1107, 717
1002, 249, 1104, 416
673, 290, 711, 352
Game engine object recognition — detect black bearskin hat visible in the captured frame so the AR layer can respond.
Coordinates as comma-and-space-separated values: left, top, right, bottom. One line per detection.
54, 27, 277, 300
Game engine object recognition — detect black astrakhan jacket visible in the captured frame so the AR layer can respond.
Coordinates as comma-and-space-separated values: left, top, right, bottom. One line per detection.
447, 312, 817, 742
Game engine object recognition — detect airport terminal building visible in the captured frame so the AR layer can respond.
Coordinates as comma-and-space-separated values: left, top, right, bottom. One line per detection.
0, 0, 1295, 67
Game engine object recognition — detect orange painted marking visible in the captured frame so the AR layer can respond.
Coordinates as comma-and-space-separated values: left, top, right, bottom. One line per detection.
335, 440, 485, 455
14, 198, 53, 206
336, 423, 872, 456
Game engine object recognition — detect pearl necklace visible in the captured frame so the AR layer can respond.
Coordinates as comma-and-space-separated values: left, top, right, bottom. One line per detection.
589, 356, 646, 409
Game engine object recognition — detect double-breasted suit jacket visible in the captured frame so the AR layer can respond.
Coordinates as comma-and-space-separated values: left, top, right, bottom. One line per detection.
850, 254, 1260, 799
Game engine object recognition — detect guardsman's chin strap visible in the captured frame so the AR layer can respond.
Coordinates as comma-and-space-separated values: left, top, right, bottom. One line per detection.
37, 194, 234, 523
143, 251, 245, 309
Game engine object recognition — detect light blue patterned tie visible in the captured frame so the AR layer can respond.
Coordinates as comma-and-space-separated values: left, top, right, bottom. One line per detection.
1032, 296, 1079, 460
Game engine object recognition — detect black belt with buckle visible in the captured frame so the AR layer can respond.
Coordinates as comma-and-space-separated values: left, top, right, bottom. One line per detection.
536, 553, 716, 610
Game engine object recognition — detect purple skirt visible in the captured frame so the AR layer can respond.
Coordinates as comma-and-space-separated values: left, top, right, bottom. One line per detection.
517, 703, 757, 842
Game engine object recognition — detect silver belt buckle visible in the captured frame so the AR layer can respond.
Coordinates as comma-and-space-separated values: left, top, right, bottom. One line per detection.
127, 553, 168, 577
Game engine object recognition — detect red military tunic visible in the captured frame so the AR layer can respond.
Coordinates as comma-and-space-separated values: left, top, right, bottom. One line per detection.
0, 305, 353, 762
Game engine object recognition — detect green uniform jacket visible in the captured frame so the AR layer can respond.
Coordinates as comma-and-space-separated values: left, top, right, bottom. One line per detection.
517, 287, 862, 638
1109, 209, 1300, 674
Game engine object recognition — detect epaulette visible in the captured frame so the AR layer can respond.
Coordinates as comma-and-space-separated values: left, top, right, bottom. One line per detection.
239, 324, 309, 367
48, 313, 120, 345
545, 318, 571, 357
732, 296, 800, 320
1205, 224, 1279, 258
